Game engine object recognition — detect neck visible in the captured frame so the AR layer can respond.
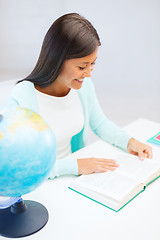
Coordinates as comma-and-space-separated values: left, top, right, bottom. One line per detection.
34, 82, 71, 97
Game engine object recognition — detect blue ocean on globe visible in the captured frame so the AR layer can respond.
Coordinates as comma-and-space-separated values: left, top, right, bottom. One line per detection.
0, 105, 56, 197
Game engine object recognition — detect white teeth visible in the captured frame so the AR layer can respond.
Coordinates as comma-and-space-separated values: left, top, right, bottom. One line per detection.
76, 79, 83, 82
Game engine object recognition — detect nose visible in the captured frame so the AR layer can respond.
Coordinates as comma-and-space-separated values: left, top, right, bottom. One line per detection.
84, 66, 93, 78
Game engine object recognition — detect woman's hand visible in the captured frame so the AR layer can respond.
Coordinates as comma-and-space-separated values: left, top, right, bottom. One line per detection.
77, 158, 119, 175
127, 138, 153, 160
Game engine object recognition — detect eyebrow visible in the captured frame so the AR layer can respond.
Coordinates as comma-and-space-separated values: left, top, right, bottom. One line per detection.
81, 57, 97, 64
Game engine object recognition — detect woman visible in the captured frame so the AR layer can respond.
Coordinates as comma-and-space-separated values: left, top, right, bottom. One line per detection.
9, 13, 152, 178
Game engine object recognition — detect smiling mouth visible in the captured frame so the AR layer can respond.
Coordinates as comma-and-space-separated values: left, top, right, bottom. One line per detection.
75, 79, 84, 83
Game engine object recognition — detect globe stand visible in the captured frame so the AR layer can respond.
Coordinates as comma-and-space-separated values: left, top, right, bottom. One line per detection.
0, 199, 49, 238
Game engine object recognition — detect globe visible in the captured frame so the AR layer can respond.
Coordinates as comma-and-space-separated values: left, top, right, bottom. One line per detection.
0, 105, 56, 197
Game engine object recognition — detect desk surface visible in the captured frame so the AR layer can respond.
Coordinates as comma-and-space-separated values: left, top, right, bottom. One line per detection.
1, 118, 160, 240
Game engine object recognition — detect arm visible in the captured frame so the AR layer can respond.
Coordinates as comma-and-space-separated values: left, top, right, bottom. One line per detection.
48, 155, 119, 178
88, 80, 131, 151
48, 156, 78, 179
88, 81, 153, 161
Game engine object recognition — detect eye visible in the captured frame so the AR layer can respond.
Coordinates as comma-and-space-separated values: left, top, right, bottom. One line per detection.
78, 66, 85, 70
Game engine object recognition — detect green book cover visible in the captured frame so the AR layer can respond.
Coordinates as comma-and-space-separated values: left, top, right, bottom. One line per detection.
69, 186, 145, 212
69, 175, 160, 212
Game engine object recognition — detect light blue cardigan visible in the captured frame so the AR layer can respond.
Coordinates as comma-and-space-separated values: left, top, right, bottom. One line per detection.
8, 78, 131, 178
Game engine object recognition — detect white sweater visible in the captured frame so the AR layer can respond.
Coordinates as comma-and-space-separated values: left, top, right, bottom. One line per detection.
35, 88, 84, 159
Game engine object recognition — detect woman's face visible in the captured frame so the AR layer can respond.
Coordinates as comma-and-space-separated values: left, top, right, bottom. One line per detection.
56, 47, 98, 92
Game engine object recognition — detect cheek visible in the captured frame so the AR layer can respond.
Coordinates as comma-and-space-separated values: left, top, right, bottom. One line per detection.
76, 69, 84, 77
71, 69, 82, 79
62, 68, 74, 80
62, 66, 83, 80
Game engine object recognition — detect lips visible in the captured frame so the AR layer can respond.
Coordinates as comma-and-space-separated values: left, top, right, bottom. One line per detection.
75, 79, 84, 83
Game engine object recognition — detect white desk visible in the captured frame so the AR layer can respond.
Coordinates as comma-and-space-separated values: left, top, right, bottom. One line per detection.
1, 118, 160, 240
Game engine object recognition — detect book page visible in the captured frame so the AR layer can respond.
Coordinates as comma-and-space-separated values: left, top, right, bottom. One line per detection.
114, 152, 160, 184
71, 140, 160, 185
71, 171, 142, 202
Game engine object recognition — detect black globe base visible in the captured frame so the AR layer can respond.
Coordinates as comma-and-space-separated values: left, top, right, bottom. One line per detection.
0, 199, 49, 238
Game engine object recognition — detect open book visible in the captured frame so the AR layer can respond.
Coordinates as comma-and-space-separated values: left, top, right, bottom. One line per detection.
69, 140, 160, 212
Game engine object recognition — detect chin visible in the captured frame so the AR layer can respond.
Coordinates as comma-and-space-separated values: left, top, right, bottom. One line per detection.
72, 79, 83, 90
72, 85, 82, 90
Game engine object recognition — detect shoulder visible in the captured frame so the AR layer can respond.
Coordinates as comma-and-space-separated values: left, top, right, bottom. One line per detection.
11, 80, 35, 100
10, 81, 39, 113
11, 81, 35, 95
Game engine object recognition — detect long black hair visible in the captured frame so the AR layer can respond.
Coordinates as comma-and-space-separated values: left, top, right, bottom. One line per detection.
21, 13, 101, 87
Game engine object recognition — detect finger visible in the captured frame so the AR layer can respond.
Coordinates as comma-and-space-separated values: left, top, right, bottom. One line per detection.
106, 159, 119, 167
107, 162, 119, 167
100, 165, 118, 171
144, 147, 153, 159
97, 167, 108, 173
104, 166, 118, 171
97, 166, 116, 173
98, 159, 119, 167
138, 150, 145, 161
100, 161, 119, 168
144, 153, 148, 158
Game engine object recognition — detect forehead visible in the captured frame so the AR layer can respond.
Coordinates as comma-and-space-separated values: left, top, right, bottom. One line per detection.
66, 47, 99, 65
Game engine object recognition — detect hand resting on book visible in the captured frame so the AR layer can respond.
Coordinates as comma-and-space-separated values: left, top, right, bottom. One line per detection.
127, 138, 153, 160
77, 158, 119, 175
77, 138, 153, 175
